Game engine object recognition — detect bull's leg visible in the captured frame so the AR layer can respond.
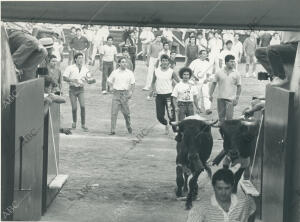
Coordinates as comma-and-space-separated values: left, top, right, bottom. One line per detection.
183, 172, 189, 193
233, 168, 245, 193
186, 171, 201, 210
176, 165, 184, 197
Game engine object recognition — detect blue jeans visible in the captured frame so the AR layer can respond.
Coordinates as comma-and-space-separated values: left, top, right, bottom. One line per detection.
69, 86, 85, 125
102, 61, 114, 91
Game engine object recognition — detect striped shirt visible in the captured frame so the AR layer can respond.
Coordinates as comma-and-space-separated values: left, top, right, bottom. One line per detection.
187, 194, 256, 222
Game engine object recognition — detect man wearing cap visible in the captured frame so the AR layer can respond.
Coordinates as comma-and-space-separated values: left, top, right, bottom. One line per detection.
63, 52, 91, 132
5, 22, 48, 81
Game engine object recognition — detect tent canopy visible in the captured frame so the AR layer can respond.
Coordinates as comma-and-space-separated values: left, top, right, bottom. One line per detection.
2, 0, 300, 30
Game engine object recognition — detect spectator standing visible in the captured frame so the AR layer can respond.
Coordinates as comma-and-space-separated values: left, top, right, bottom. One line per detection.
69, 28, 90, 64
91, 25, 110, 65
208, 32, 222, 74
47, 55, 62, 94
259, 31, 272, 47
156, 41, 171, 67
63, 53, 91, 132
172, 67, 201, 121
196, 32, 208, 51
82, 25, 95, 64
209, 55, 242, 125
243, 32, 257, 77
222, 30, 234, 47
270, 32, 281, 46
232, 33, 243, 63
186, 168, 256, 222
151, 55, 180, 134
169, 51, 177, 69
143, 35, 163, 91
67, 27, 76, 65
117, 48, 133, 71
140, 27, 155, 61
107, 57, 135, 135
100, 36, 118, 94
219, 40, 238, 69
119, 30, 137, 71
185, 36, 199, 67
189, 50, 213, 114
52, 35, 64, 65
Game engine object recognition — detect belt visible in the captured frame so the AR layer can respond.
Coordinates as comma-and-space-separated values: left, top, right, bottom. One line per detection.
178, 101, 193, 104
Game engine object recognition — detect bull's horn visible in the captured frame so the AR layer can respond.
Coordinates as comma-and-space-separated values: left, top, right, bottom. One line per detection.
170, 121, 181, 126
241, 120, 257, 126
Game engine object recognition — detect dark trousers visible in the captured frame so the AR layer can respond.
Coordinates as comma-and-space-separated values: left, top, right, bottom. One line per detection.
69, 86, 85, 125
177, 101, 194, 121
255, 42, 298, 79
102, 61, 114, 91
155, 93, 176, 129
129, 54, 136, 71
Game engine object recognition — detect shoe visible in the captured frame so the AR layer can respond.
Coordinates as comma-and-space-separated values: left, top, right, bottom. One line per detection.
252, 72, 256, 77
142, 87, 150, 91
109, 132, 115, 135
205, 109, 212, 115
72, 122, 76, 129
82, 126, 89, 132
128, 127, 133, 134
102, 90, 107, 94
270, 77, 289, 86
245, 73, 250, 78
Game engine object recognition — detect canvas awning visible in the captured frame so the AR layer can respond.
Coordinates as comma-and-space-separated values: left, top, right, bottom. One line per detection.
1, 0, 300, 30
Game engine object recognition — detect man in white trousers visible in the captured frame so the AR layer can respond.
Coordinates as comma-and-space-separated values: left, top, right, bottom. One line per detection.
189, 50, 213, 115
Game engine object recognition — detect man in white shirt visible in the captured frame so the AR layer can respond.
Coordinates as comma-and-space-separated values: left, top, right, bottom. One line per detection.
219, 40, 238, 69
209, 55, 242, 124
232, 33, 243, 63
189, 50, 213, 114
91, 25, 110, 65
208, 32, 222, 74
140, 27, 155, 61
100, 36, 117, 94
196, 32, 208, 51
107, 57, 135, 135
63, 52, 92, 131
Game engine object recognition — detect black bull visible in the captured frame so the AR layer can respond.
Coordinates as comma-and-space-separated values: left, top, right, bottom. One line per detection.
212, 119, 259, 193
174, 119, 215, 210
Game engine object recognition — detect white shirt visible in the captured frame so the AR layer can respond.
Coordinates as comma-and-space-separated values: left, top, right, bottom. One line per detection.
172, 81, 198, 102
270, 37, 281, 46
154, 67, 174, 94
52, 42, 63, 62
196, 38, 208, 50
107, 68, 135, 90
213, 68, 242, 100
63, 64, 91, 87
189, 59, 212, 84
140, 30, 155, 44
101, 45, 117, 62
232, 41, 243, 60
219, 49, 238, 67
94, 27, 110, 45
163, 29, 174, 42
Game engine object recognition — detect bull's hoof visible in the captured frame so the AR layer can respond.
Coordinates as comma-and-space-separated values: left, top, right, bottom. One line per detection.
185, 202, 193, 210
175, 188, 183, 197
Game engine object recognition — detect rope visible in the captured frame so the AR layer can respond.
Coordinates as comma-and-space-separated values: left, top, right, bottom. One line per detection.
249, 113, 264, 178
49, 107, 59, 175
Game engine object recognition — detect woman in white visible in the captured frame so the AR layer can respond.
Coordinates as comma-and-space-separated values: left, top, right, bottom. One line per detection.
172, 67, 201, 121
151, 54, 180, 134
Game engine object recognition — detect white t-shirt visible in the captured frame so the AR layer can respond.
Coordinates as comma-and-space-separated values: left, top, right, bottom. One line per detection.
107, 68, 135, 90
154, 67, 174, 94
63, 64, 91, 87
140, 30, 155, 44
189, 59, 212, 84
172, 81, 198, 102
213, 68, 242, 100
94, 28, 110, 45
219, 49, 238, 67
101, 45, 117, 62
232, 41, 243, 60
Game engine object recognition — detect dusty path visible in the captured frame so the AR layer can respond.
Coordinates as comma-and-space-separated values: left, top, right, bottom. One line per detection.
41, 60, 266, 222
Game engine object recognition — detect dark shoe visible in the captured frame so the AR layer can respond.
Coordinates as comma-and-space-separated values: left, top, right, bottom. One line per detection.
109, 132, 115, 135
128, 127, 133, 134
72, 122, 76, 129
82, 126, 89, 132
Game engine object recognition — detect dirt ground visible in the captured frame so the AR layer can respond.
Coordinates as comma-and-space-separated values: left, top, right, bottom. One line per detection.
41, 59, 266, 222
